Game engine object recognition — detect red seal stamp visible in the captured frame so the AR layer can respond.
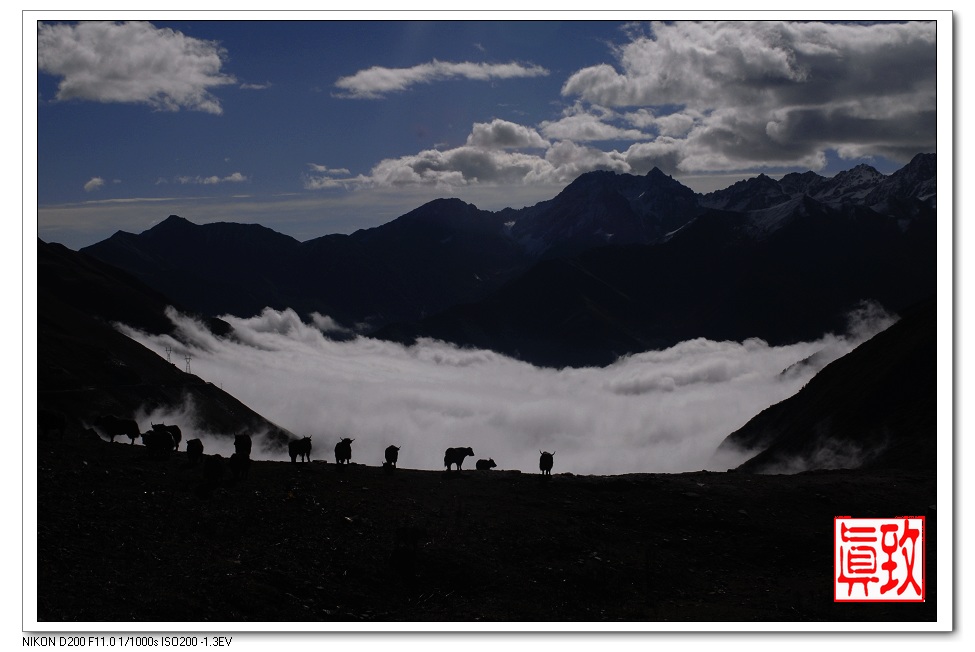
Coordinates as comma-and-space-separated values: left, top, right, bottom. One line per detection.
834, 516, 925, 602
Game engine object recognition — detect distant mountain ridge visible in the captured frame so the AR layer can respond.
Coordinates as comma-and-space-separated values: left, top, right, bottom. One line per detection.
702, 154, 935, 219
78, 154, 936, 367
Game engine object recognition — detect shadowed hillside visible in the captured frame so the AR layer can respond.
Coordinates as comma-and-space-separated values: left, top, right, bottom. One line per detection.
37, 239, 293, 448
716, 298, 936, 473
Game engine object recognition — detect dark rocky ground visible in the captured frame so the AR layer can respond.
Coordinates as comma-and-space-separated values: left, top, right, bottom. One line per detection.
35, 430, 937, 624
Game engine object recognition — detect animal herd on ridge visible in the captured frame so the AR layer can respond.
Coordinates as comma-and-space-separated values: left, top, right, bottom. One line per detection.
84, 412, 558, 477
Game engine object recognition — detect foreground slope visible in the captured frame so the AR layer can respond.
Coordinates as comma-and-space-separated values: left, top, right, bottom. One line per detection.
37, 434, 936, 623
716, 298, 936, 473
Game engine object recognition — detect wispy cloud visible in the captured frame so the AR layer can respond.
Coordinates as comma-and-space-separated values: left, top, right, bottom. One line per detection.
38, 21, 236, 114
334, 59, 549, 99
307, 164, 350, 175
83, 177, 105, 192
176, 172, 248, 185
119, 305, 896, 475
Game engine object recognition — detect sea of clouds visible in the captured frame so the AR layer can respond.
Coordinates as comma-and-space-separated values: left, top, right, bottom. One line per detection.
119, 303, 895, 476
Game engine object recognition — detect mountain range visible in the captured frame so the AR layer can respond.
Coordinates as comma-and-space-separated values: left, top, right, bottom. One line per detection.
40, 153, 939, 472
80, 153, 936, 368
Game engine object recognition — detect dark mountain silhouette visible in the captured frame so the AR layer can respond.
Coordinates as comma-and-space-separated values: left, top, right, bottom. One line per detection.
78, 167, 705, 330
82, 202, 530, 331
715, 297, 936, 473
378, 195, 935, 367
37, 238, 292, 446
506, 167, 701, 258
79, 155, 936, 368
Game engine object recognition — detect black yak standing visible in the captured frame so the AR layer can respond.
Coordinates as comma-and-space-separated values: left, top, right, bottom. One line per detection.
186, 438, 204, 465
539, 451, 555, 476
444, 447, 474, 471
289, 436, 312, 463
385, 445, 401, 468
94, 415, 140, 444
335, 438, 354, 465
151, 423, 182, 450
234, 434, 252, 457
142, 429, 175, 458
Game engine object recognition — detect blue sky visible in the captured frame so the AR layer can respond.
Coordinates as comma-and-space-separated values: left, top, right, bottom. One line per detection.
33, 17, 939, 249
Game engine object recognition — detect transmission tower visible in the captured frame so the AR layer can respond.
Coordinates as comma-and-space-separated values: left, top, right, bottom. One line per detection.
184, 355, 192, 374
165, 346, 173, 363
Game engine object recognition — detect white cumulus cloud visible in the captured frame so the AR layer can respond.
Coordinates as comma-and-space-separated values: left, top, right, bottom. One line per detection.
560, 21, 936, 171
38, 21, 236, 114
466, 119, 549, 149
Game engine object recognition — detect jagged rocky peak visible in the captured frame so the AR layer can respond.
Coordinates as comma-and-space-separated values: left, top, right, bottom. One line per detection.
863, 153, 936, 213
778, 170, 827, 196
902, 152, 936, 176
699, 173, 792, 212
831, 163, 885, 184
646, 166, 673, 181
884, 153, 936, 190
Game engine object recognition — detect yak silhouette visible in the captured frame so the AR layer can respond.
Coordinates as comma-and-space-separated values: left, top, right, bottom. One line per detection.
335, 438, 354, 465
289, 436, 312, 463
444, 447, 474, 471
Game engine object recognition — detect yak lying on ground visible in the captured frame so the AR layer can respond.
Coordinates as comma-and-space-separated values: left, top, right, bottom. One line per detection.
186, 438, 204, 464
476, 458, 497, 471
335, 438, 354, 465
95, 415, 140, 444
444, 447, 474, 471
151, 423, 182, 450
539, 451, 555, 475
142, 430, 175, 457
385, 445, 400, 468
289, 436, 312, 463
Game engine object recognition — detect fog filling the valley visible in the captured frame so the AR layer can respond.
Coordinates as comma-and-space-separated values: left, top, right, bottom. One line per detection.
120, 303, 895, 475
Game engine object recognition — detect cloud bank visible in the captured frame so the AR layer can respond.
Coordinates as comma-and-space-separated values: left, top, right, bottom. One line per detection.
334, 59, 549, 99
119, 305, 896, 476
561, 21, 936, 170
37, 21, 236, 114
